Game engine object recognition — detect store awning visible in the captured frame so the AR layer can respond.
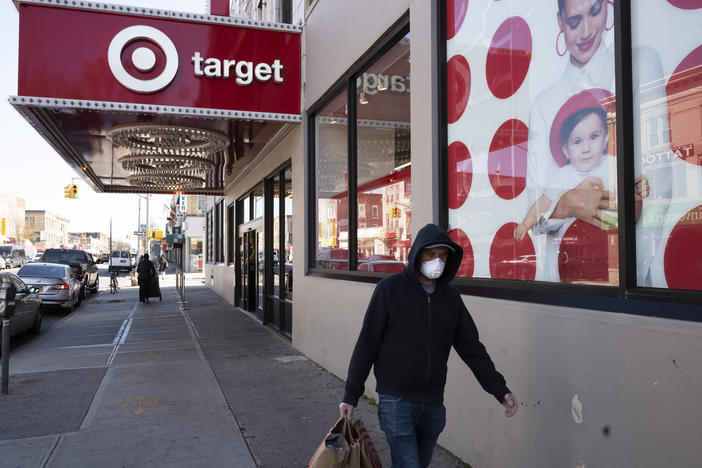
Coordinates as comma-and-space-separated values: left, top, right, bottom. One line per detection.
10, 0, 301, 195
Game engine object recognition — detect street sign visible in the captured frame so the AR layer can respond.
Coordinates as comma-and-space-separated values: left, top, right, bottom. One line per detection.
133, 230, 146, 236
140, 224, 146, 230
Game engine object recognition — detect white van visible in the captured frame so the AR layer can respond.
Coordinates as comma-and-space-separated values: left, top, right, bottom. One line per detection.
109, 249, 133, 273
0, 245, 26, 268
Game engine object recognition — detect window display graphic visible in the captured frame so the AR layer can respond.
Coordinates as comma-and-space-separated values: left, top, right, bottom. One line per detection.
634, 1, 702, 291
447, 0, 702, 291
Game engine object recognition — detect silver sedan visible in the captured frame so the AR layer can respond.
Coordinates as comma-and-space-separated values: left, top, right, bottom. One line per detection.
17, 262, 82, 312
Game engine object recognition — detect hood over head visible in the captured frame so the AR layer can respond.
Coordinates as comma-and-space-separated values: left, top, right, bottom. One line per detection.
406, 223, 463, 285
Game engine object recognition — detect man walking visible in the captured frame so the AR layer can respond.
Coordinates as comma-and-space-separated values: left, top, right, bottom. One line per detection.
136, 253, 156, 303
339, 223, 517, 467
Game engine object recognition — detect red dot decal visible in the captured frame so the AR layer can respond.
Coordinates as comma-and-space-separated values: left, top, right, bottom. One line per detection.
549, 88, 614, 166
488, 119, 528, 200
449, 228, 474, 277
667, 0, 702, 9
664, 205, 702, 290
486, 16, 532, 99
447, 54, 471, 124
447, 0, 469, 40
448, 141, 473, 209
489, 222, 536, 280
558, 220, 618, 284
667, 45, 702, 166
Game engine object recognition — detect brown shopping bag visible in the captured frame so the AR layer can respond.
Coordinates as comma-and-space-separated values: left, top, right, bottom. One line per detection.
308, 417, 361, 468
353, 419, 383, 468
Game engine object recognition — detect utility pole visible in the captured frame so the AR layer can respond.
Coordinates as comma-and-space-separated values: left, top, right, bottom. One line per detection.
146, 194, 150, 257
109, 217, 112, 256
137, 196, 142, 258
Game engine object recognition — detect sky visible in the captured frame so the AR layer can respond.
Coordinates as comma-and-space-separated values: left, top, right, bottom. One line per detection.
0, 0, 204, 245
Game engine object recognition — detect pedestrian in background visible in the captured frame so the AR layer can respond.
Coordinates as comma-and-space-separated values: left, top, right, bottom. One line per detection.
137, 253, 155, 303
339, 223, 517, 467
159, 256, 168, 280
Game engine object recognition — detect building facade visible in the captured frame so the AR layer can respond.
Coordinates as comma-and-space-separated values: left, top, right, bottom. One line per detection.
202, 2, 702, 467
25, 210, 70, 249
0, 192, 27, 244
9, 0, 702, 466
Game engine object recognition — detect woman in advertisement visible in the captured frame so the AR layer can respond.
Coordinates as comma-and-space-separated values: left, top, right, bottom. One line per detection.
525, 0, 669, 283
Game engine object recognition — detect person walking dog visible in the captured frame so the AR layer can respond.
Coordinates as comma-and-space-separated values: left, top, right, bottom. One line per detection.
136, 253, 156, 303
339, 223, 517, 467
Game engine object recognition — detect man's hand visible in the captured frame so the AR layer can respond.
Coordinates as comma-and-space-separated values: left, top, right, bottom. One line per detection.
502, 393, 518, 418
339, 402, 355, 420
551, 177, 616, 227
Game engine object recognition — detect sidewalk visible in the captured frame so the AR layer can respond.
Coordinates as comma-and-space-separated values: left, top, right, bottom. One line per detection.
0, 274, 468, 467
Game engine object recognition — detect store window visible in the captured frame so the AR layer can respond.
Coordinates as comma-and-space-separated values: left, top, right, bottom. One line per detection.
311, 19, 410, 273
314, 90, 349, 269
632, 2, 702, 291
215, 200, 224, 263
356, 32, 411, 273
445, 0, 618, 286
206, 209, 213, 263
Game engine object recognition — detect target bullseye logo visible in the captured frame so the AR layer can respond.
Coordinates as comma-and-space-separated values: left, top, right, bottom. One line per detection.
108, 25, 178, 93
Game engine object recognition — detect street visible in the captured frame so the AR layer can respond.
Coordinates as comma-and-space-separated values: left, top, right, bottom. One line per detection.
0, 271, 467, 468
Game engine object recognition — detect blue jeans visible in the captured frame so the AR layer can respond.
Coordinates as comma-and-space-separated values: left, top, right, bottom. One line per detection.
377, 394, 446, 468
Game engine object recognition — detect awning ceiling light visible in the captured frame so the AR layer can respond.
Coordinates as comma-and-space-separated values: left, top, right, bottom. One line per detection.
107, 124, 229, 190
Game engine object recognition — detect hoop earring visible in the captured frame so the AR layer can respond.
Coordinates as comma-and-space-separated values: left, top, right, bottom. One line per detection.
605, 0, 614, 31
556, 31, 567, 57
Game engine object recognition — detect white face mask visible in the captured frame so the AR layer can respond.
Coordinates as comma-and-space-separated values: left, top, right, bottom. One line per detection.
420, 257, 445, 280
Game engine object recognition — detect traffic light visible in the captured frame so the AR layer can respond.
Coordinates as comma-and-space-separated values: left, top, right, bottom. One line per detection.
63, 184, 78, 198
0, 218, 5, 236
390, 207, 401, 218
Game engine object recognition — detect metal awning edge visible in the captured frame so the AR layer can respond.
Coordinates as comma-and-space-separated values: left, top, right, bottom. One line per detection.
9, 96, 302, 124
16, 0, 303, 33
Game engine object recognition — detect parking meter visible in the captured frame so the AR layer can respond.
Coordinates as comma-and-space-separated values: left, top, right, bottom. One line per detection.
0, 282, 17, 319
1, 281, 16, 394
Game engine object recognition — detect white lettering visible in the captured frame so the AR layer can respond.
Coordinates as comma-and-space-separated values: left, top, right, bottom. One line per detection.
271, 59, 284, 83
204, 58, 222, 77
192, 51, 204, 77
254, 62, 272, 81
363, 73, 378, 95
235, 61, 253, 85
192, 52, 284, 85
223, 59, 236, 78
391, 75, 406, 93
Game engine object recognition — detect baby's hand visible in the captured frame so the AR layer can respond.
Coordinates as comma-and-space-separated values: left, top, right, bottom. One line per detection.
514, 224, 527, 242
635, 174, 650, 200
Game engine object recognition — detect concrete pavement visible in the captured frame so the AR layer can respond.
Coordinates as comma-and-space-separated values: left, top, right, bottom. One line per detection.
0, 273, 468, 467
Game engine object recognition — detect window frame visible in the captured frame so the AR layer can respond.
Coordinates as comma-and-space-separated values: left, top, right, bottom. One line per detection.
437, 0, 701, 314
307, 14, 410, 281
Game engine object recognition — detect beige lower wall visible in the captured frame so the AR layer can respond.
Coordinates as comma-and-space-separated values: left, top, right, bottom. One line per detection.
204, 263, 235, 305
292, 279, 702, 467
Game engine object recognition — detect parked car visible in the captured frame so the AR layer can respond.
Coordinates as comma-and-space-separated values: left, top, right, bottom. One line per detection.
32, 253, 44, 263
357, 254, 406, 273
41, 249, 99, 298
0, 245, 27, 268
109, 249, 133, 273
17, 262, 82, 312
0, 271, 42, 342
99, 252, 110, 264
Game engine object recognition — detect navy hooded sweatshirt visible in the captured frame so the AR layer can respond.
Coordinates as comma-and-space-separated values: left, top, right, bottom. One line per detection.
342, 223, 510, 406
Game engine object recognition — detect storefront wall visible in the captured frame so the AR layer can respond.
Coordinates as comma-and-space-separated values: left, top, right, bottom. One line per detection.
203, 1, 702, 466
205, 125, 302, 307
293, 2, 702, 468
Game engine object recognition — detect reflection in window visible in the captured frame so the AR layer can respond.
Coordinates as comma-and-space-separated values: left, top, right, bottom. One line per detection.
355, 32, 411, 273
315, 91, 349, 270
633, 4, 702, 291
284, 168, 293, 300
